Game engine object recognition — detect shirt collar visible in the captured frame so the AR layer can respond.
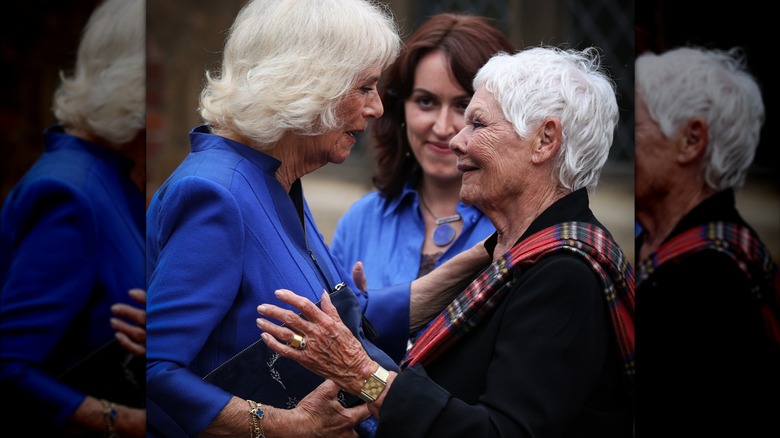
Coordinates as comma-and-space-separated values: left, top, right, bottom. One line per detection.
384, 175, 486, 223
189, 124, 281, 175
43, 125, 134, 175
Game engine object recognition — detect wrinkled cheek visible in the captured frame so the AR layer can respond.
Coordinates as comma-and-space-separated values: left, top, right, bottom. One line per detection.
459, 175, 479, 205
336, 146, 353, 163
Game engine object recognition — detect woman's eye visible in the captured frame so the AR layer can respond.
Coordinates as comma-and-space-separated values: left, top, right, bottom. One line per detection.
415, 96, 434, 108
361, 86, 374, 94
470, 119, 484, 129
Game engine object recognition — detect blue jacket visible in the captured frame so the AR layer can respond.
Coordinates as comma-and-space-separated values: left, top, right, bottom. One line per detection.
146, 126, 409, 437
0, 126, 144, 433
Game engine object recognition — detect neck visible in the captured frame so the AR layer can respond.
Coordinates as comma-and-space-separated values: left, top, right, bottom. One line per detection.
222, 130, 323, 193
418, 176, 462, 217
637, 182, 716, 260
273, 133, 327, 192
64, 126, 99, 144
491, 184, 569, 257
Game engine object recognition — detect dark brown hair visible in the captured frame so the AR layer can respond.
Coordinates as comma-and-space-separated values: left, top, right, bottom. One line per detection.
370, 13, 515, 198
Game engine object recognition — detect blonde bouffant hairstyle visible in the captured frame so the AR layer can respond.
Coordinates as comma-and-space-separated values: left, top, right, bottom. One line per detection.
52, 0, 145, 149
199, 0, 401, 150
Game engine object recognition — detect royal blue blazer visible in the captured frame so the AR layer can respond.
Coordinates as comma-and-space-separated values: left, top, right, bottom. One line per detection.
146, 125, 409, 437
0, 126, 145, 433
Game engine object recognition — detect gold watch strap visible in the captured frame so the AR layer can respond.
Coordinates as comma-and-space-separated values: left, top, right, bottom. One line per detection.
359, 364, 390, 402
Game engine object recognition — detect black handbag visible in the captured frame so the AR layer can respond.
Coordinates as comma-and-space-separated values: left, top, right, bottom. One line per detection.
57, 339, 146, 408
204, 282, 397, 403
203, 282, 397, 435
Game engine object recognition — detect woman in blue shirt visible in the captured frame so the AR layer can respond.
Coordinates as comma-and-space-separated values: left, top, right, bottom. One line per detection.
0, 0, 146, 435
332, 14, 514, 292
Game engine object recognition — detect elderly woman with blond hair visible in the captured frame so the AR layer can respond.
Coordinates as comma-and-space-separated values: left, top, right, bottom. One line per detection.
0, 0, 146, 436
144, 1, 491, 437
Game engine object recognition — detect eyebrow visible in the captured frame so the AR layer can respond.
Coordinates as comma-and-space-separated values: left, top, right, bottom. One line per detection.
410, 87, 471, 100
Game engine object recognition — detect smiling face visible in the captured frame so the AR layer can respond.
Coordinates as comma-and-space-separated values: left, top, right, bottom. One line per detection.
450, 85, 530, 211
315, 65, 385, 165
403, 50, 471, 185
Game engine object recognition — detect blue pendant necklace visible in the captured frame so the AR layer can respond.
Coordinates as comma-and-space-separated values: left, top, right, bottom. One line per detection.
419, 194, 461, 247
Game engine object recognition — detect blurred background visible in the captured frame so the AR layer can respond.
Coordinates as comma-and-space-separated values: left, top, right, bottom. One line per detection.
1, 0, 103, 199
2, 0, 777, 267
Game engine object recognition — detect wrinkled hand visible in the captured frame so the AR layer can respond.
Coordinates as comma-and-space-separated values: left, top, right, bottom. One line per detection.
257, 289, 374, 395
111, 288, 146, 357
285, 379, 370, 438
352, 261, 368, 291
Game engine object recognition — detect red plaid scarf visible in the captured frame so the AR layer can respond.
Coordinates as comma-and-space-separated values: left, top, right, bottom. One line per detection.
637, 221, 780, 349
402, 221, 635, 391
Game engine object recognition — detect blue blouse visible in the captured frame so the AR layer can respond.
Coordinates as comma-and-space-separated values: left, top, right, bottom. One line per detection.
145, 126, 409, 437
331, 179, 495, 289
0, 126, 145, 432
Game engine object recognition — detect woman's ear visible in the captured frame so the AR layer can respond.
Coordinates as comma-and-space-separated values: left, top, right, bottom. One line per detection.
677, 117, 708, 164
531, 118, 562, 164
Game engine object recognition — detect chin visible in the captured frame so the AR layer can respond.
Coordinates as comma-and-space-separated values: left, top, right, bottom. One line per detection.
330, 154, 350, 165
459, 188, 475, 205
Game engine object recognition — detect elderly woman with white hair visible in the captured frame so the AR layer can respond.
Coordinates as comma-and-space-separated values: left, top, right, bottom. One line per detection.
635, 46, 780, 437
144, 1, 493, 437
256, 46, 636, 437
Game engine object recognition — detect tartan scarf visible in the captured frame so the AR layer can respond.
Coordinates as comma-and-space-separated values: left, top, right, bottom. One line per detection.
637, 221, 780, 349
401, 221, 635, 391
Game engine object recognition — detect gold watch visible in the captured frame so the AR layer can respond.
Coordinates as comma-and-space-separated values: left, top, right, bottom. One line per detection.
358, 364, 389, 402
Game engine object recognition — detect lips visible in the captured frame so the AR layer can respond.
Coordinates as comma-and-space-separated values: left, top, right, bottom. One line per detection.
457, 162, 477, 172
427, 142, 454, 156
346, 127, 365, 138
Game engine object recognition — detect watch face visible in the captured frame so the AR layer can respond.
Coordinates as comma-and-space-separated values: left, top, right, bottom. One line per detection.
365, 378, 383, 397
360, 368, 388, 402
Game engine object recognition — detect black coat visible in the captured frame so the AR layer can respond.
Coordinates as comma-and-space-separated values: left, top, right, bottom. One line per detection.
378, 189, 634, 438
636, 189, 780, 437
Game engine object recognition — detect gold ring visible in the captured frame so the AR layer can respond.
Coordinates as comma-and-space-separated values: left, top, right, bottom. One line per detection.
290, 333, 307, 350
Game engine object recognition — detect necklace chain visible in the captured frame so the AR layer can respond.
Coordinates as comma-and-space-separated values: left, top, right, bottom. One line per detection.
419, 193, 461, 225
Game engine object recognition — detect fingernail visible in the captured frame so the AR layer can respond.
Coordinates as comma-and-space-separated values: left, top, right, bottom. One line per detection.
257, 305, 266, 314
275, 289, 286, 297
